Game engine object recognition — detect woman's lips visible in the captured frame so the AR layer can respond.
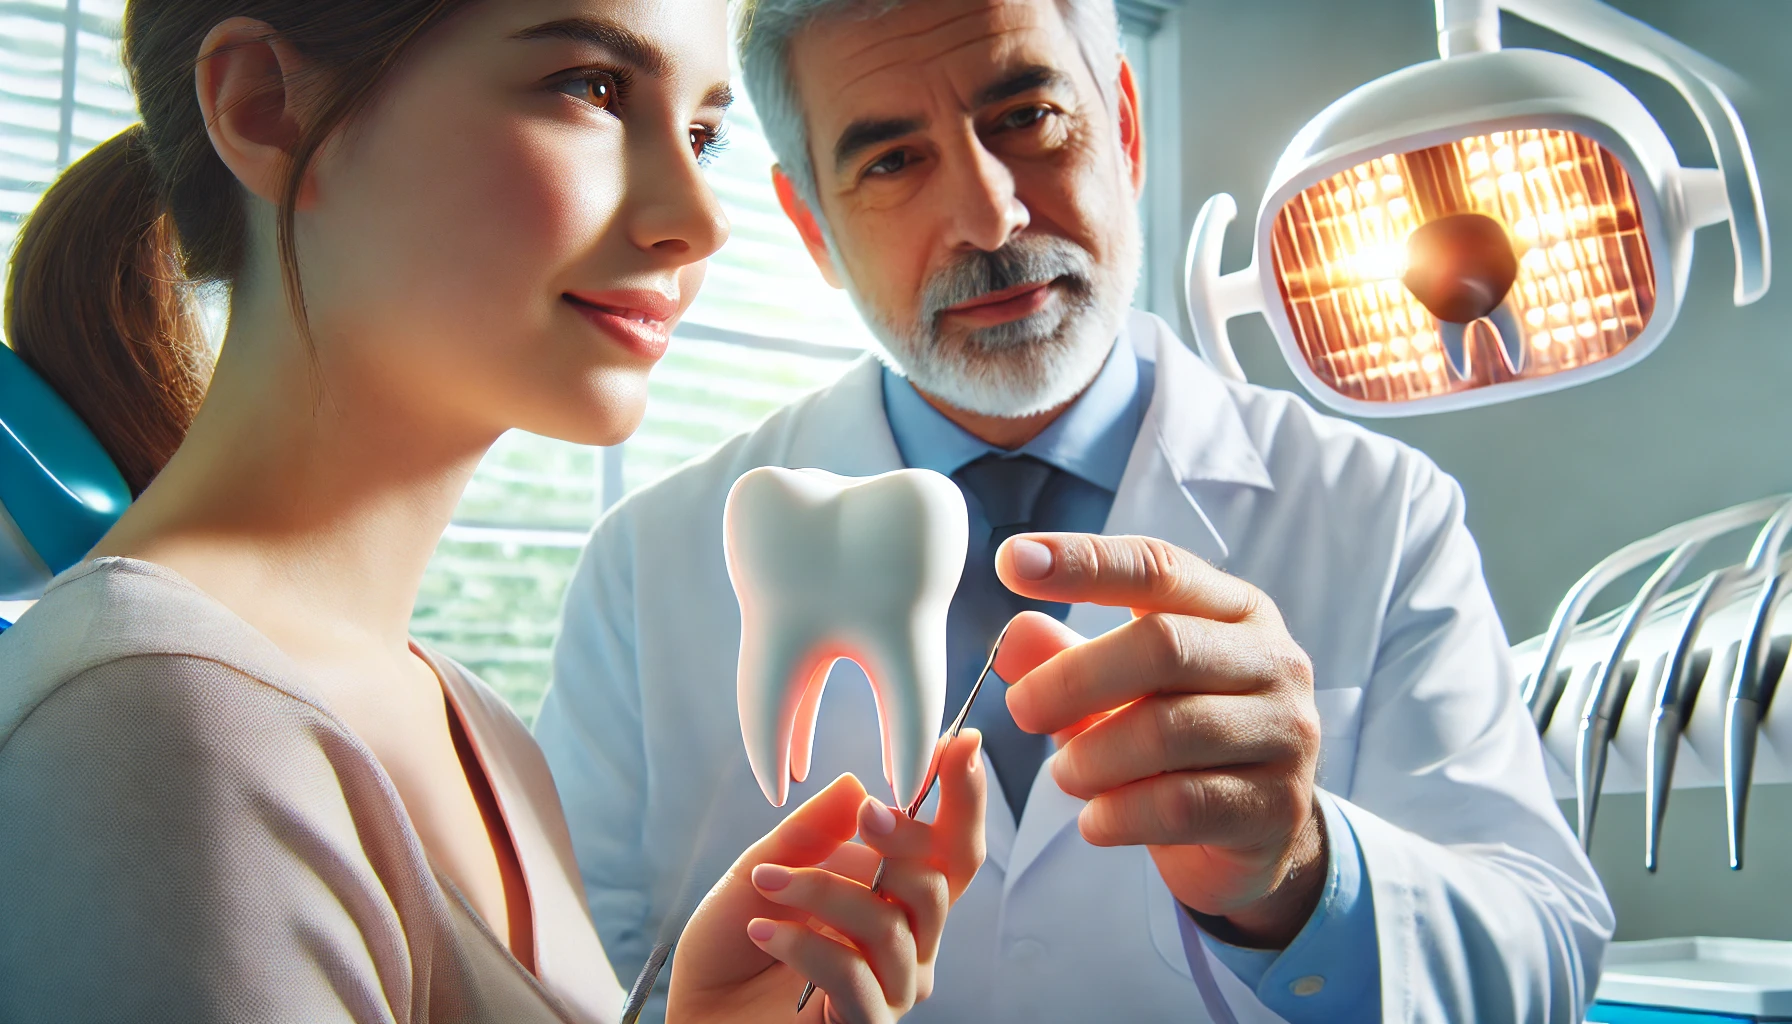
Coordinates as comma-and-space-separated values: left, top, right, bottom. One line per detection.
564, 292, 674, 360
939, 280, 1057, 328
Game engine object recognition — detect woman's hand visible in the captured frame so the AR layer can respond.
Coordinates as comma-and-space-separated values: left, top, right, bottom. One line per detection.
666, 731, 986, 1024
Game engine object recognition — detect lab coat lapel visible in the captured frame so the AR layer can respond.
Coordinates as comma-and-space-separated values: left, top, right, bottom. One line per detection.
1005, 311, 1276, 892
784, 354, 906, 476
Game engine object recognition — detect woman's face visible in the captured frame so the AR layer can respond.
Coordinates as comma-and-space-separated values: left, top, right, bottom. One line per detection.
293, 0, 731, 446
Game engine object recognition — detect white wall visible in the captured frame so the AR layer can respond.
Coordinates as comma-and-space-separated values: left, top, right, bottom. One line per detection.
1165, 0, 1792, 940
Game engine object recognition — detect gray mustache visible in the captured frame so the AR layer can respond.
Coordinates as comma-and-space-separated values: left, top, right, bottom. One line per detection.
918, 237, 1096, 326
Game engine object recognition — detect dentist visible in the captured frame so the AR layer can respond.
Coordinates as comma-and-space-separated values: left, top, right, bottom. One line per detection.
534, 0, 1612, 1019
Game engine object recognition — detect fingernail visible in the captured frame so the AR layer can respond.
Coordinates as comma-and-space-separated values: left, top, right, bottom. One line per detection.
860, 796, 897, 836
747, 918, 777, 942
1009, 538, 1053, 580
752, 863, 792, 891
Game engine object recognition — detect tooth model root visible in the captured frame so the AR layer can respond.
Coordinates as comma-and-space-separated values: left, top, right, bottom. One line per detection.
725, 467, 967, 809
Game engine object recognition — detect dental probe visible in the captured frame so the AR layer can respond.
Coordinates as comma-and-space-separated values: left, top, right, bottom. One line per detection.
620, 944, 670, 1024
795, 621, 1012, 1014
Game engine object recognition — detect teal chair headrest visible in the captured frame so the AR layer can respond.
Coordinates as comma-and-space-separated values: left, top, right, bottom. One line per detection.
0, 342, 130, 601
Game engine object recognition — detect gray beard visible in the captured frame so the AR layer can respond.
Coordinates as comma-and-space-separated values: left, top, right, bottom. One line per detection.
844, 227, 1140, 418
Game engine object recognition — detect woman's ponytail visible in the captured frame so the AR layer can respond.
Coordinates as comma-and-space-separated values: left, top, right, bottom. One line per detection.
4, 125, 210, 495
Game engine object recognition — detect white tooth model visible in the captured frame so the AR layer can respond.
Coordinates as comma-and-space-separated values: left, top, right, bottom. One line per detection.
724, 467, 967, 809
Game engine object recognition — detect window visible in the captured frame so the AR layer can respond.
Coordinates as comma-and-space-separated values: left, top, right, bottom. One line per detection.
2, 2, 1182, 724
2, 0, 133, 260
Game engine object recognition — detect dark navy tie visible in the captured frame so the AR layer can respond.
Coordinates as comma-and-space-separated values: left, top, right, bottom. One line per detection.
948, 454, 1105, 823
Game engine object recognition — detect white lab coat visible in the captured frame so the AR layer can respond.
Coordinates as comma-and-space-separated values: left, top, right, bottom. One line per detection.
534, 310, 1612, 1023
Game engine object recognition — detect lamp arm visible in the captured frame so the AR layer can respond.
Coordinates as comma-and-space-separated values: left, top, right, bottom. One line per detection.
1496, 0, 1769, 305
1434, 0, 1500, 59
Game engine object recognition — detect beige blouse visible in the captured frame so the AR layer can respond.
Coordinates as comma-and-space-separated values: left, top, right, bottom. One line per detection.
0, 558, 627, 1023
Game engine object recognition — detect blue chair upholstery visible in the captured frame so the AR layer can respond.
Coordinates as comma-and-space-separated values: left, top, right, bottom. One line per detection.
0, 341, 130, 601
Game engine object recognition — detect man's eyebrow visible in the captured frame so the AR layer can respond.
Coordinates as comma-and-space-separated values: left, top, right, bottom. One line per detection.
511, 17, 670, 78
833, 116, 926, 173
973, 64, 1070, 107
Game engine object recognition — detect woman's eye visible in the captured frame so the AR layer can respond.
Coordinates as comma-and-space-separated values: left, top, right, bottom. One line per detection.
556, 72, 620, 111
1002, 105, 1049, 130
692, 124, 730, 165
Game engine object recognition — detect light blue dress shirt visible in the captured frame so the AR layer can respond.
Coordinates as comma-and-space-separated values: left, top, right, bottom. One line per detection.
879, 332, 1382, 1022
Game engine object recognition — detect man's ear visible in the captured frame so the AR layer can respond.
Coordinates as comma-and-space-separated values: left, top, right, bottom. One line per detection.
772, 166, 845, 289
1115, 55, 1145, 200
194, 17, 312, 207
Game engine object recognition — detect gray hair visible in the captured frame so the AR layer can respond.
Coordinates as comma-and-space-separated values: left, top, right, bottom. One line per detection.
738, 0, 1123, 208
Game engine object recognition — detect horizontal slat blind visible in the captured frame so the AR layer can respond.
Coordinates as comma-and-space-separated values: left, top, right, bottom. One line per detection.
1, 0, 132, 275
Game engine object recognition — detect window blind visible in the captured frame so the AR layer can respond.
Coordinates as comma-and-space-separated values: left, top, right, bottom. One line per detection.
1, 0, 132, 272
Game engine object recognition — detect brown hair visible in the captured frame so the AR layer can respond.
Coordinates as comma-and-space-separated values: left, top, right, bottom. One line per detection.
2, 0, 478, 494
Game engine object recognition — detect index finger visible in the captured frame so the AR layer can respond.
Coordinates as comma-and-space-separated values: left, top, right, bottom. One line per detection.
996, 533, 1269, 623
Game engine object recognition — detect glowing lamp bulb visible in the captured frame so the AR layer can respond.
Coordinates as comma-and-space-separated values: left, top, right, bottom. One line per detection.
1401, 213, 1519, 324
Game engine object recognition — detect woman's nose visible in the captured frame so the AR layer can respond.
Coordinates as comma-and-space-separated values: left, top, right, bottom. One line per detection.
627, 139, 730, 262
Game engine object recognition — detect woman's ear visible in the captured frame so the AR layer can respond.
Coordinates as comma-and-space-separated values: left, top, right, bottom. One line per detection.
194, 17, 311, 206
771, 166, 844, 289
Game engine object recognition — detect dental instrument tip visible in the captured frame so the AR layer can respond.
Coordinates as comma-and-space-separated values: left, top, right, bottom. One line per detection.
621, 941, 672, 1024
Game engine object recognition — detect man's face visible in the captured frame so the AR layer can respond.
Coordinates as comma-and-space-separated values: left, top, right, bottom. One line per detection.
783, 0, 1143, 418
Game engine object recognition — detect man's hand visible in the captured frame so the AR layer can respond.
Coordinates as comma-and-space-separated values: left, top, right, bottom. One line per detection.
993, 533, 1326, 948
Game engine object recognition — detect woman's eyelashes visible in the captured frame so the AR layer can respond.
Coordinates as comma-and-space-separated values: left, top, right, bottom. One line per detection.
692, 122, 729, 165
552, 66, 631, 113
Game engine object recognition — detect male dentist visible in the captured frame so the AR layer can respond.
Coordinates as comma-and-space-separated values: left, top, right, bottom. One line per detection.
534, 0, 1613, 1019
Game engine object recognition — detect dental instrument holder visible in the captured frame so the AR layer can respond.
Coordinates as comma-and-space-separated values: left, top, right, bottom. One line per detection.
792, 621, 1010, 1014
1518, 495, 1792, 871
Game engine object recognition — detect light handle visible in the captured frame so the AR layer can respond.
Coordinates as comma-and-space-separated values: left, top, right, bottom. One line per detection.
1182, 193, 1261, 382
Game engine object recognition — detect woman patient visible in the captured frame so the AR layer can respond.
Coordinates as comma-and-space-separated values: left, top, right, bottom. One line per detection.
0, 0, 986, 1021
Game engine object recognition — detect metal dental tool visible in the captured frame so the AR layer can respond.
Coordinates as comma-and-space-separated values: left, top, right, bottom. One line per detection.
1646, 572, 1727, 871
1724, 566, 1792, 870
1574, 539, 1704, 848
794, 620, 1011, 1015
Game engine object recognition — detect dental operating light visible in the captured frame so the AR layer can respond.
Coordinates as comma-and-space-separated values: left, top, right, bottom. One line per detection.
1185, 0, 1769, 416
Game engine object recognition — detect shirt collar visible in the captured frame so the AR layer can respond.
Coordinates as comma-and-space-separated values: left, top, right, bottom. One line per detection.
880, 325, 1147, 493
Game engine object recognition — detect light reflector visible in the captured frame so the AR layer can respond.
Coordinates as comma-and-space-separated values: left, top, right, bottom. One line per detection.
1268, 128, 1657, 404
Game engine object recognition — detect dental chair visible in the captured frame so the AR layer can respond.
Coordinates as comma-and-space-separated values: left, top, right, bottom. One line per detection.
0, 341, 130, 632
